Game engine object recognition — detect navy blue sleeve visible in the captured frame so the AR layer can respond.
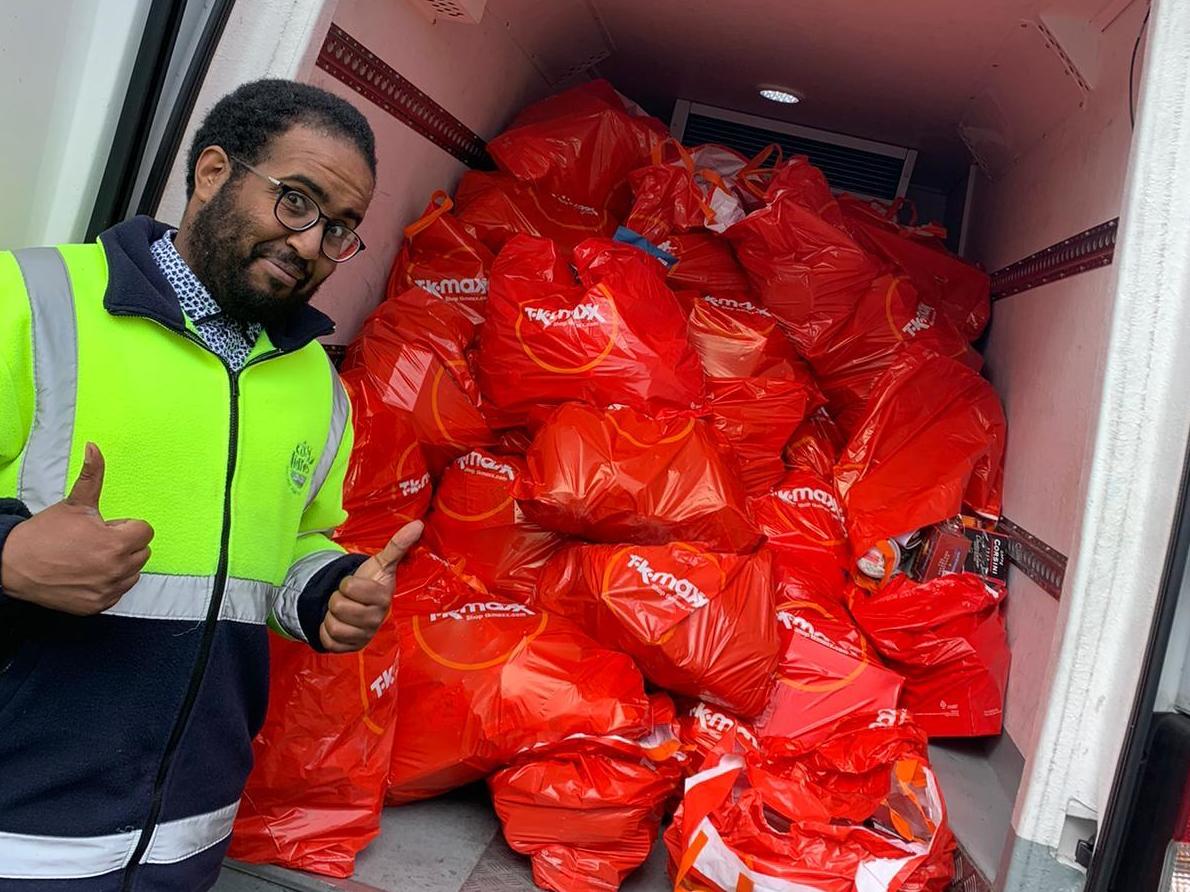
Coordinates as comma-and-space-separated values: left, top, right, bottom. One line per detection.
296, 552, 369, 652
0, 499, 32, 607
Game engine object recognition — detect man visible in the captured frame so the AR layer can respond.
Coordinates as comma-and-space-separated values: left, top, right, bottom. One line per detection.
0, 79, 419, 890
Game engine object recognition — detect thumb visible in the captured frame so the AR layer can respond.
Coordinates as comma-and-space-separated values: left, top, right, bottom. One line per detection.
65, 443, 105, 512
360, 520, 424, 581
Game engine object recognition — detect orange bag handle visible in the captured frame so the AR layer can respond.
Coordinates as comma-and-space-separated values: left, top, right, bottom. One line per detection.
651, 137, 697, 173
403, 191, 454, 238
737, 143, 784, 199
693, 168, 729, 225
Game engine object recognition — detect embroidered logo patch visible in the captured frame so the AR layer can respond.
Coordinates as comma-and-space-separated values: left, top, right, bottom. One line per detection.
288, 442, 314, 494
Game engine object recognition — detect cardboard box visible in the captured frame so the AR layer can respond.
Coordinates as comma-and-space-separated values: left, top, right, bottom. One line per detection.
908, 520, 1010, 588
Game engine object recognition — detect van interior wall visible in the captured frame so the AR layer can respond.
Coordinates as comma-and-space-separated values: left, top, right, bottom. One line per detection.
304, 1, 550, 342
967, 0, 1147, 770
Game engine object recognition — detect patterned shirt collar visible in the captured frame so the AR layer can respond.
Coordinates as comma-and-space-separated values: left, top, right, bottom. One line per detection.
149, 231, 262, 341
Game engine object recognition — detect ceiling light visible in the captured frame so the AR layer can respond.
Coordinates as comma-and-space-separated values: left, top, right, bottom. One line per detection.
759, 87, 802, 104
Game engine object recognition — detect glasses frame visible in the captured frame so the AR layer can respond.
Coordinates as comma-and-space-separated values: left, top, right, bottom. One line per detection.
228, 154, 366, 262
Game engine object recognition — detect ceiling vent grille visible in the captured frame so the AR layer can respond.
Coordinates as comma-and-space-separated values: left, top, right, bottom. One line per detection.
406, 0, 486, 24
672, 101, 916, 200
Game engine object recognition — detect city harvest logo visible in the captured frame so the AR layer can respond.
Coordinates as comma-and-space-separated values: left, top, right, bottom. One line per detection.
625, 554, 709, 610
428, 601, 535, 623
775, 486, 845, 523
690, 702, 759, 748
523, 304, 607, 329
398, 473, 431, 498
288, 442, 314, 494
902, 302, 937, 337
415, 277, 488, 301
455, 451, 516, 481
702, 294, 772, 317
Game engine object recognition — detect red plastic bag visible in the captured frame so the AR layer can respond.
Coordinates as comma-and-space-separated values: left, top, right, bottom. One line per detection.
784, 408, 846, 478
487, 79, 666, 212
625, 141, 719, 241
726, 159, 883, 356
848, 573, 1010, 738
753, 709, 930, 825
229, 622, 400, 877
334, 368, 432, 553
454, 171, 617, 254
675, 700, 760, 772
834, 348, 1007, 554
682, 290, 805, 380
388, 191, 494, 315
705, 376, 818, 496
538, 542, 779, 716
422, 448, 562, 601
386, 552, 651, 805
755, 590, 904, 746
489, 695, 683, 892
343, 287, 494, 471
799, 273, 980, 434
839, 194, 990, 341
477, 236, 704, 424
658, 232, 751, 292
747, 470, 849, 603
516, 402, 759, 553
665, 748, 953, 892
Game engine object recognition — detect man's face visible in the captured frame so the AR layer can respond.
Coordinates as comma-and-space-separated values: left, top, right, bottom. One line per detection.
183, 125, 375, 328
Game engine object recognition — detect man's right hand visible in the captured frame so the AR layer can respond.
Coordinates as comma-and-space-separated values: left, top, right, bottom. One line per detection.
0, 443, 154, 615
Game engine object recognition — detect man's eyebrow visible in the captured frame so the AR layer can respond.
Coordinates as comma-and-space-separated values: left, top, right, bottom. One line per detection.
277, 173, 363, 225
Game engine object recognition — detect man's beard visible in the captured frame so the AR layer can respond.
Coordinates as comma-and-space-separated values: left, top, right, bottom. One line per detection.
187, 183, 321, 329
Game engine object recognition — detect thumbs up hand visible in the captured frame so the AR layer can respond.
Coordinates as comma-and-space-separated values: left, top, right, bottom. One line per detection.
0, 443, 154, 615
319, 520, 423, 653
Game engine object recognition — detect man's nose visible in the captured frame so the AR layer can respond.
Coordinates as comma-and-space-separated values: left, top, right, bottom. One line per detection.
287, 222, 324, 262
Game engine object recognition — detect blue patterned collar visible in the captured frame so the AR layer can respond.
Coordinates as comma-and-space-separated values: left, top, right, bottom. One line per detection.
149, 231, 261, 340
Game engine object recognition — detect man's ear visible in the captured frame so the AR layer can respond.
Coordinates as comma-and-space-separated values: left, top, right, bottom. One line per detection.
191, 146, 234, 205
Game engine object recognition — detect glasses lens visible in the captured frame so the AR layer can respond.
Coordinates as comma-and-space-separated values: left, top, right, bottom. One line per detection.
322, 224, 362, 262
276, 190, 318, 229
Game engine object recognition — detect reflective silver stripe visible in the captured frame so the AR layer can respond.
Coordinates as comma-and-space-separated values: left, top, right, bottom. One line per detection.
13, 248, 78, 513
306, 357, 350, 509
101, 574, 274, 624
272, 548, 343, 642
143, 800, 238, 865
0, 800, 238, 879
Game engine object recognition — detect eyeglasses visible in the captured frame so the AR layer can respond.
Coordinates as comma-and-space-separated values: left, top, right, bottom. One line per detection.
229, 155, 366, 262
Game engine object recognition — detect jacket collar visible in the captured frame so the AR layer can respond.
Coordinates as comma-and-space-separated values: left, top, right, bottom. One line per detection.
98, 216, 336, 353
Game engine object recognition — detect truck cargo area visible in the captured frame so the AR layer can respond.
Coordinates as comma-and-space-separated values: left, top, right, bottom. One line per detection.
123, 0, 1190, 889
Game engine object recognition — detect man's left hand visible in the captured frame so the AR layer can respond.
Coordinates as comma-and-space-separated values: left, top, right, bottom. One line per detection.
319, 520, 423, 653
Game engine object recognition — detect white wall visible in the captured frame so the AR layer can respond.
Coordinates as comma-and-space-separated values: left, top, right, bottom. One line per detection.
967, 0, 1146, 765
301, 0, 549, 343
0, 0, 152, 249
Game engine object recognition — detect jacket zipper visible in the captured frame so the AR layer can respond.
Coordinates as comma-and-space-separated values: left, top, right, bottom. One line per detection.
121, 339, 282, 889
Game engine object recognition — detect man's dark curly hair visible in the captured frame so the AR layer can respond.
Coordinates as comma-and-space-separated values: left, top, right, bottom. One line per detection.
185, 79, 377, 198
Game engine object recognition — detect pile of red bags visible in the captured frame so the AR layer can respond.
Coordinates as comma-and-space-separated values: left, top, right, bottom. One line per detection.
233, 77, 1014, 891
